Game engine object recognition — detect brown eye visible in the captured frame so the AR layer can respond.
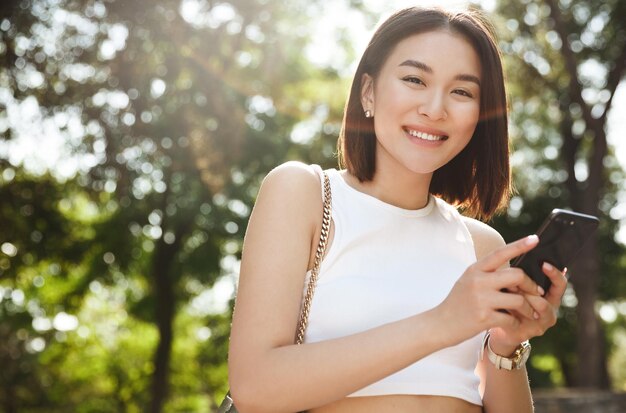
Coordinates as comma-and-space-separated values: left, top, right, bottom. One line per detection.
403, 76, 425, 85
453, 89, 474, 98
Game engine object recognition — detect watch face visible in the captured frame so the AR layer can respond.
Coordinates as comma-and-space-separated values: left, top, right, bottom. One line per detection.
515, 342, 532, 369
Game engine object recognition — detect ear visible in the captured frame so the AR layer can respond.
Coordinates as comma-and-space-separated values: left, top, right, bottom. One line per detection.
360, 73, 375, 113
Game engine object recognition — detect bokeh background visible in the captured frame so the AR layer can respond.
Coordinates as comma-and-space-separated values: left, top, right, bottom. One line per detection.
1, 0, 625, 412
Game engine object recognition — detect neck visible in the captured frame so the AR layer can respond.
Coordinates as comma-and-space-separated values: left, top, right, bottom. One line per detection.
372, 164, 432, 210
344, 165, 432, 211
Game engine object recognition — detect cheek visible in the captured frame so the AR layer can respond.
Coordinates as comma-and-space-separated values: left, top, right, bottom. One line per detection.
455, 105, 480, 134
373, 78, 407, 108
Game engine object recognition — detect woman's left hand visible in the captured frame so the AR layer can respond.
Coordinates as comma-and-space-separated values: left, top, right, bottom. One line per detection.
488, 262, 568, 355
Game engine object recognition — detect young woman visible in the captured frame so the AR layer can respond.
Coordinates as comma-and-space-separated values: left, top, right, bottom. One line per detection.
227, 6, 567, 413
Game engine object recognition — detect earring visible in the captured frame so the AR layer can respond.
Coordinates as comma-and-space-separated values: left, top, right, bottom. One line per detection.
364, 110, 373, 118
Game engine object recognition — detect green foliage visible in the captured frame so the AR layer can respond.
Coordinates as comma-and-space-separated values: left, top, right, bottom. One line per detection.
1, 0, 349, 410
2, 0, 624, 409
493, 0, 626, 389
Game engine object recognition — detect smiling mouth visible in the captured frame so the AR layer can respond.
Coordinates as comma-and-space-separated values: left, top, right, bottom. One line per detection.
405, 128, 448, 141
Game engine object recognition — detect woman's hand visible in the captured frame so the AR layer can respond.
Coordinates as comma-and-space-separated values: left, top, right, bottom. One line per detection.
436, 235, 546, 347
488, 262, 567, 355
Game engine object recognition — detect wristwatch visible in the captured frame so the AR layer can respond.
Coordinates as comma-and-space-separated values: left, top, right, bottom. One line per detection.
481, 331, 531, 370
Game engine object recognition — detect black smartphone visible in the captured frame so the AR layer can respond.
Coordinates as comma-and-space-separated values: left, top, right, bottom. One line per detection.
511, 209, 599, 292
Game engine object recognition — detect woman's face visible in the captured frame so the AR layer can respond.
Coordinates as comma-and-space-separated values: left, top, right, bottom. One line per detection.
361, 30, 481, 177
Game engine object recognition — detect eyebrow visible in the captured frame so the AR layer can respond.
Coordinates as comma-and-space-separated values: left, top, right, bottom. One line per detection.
399, 59, 481, 86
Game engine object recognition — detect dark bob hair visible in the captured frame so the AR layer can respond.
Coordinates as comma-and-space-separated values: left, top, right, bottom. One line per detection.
337, 7, 510, 221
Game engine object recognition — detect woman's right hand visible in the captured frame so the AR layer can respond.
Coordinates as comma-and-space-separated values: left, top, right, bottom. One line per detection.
436, 235, 544, 346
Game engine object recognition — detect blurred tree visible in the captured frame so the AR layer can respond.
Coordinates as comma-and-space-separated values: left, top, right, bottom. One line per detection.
0, 168, 88, 413
493, 0, 626, 389
0, 0, 346, 411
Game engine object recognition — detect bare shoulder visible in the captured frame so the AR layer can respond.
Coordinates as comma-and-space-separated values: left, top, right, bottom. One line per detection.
230, 162, 325, 349
250, 160, 324, 243
262, 160, 322, 198
462, 216, 506, 261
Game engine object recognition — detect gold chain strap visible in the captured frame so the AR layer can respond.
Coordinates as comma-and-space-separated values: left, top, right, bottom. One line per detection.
218, 171, 331, 413
295, 171, 331, 345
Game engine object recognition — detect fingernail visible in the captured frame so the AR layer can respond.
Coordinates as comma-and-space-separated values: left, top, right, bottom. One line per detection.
534, 311, 540, 320
543, 262, 554, 271
538, 285, 545, 296
525, 235, 539, 245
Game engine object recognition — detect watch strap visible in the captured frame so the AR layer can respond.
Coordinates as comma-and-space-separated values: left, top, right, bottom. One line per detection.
481, 331, 531, 370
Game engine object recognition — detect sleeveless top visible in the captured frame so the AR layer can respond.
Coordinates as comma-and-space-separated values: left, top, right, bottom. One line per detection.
302, 168, 484, 406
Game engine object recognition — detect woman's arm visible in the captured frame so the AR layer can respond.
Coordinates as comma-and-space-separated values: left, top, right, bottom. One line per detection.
228, 162, 451, 412
465, 218, 566, 413
228, 162, 546, 413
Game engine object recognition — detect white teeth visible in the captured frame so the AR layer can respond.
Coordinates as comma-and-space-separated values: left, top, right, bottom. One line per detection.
407, 129, 445, 141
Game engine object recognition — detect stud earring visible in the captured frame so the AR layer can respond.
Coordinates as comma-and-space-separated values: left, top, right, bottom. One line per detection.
364, 110, 373, 118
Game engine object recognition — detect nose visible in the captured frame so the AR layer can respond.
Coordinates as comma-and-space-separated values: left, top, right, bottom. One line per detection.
418, 90, 447, 121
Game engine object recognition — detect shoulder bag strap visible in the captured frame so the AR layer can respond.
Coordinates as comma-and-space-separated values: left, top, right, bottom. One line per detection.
295, 168, 332, 345
218, 168, 331, 413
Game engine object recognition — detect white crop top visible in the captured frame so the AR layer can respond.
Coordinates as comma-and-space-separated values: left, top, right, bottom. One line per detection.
303, 168, 484, 406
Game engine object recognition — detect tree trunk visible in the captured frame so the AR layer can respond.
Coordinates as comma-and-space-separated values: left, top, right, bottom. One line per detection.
569, 237, 610, 388
147, 183, 194, 413
561, 134, 610, 387
4, 383, 16, 413
149, 237, 177, 413
549, 0, 614, 383
567, 121, 610, 388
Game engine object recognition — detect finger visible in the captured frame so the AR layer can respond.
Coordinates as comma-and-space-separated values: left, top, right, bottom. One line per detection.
494, 291, 536, 320
542, 262, 567, 305
525, 295, 549, 314
494, 268, 543, 296
525, 295, 557, 326
478, 235, 539, 272
490, 310, 520, 330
